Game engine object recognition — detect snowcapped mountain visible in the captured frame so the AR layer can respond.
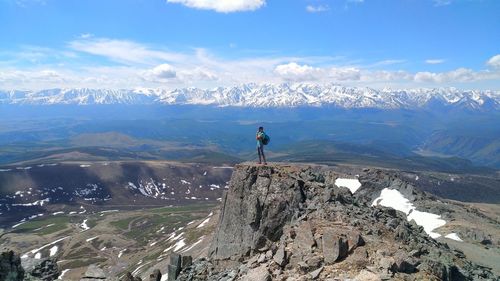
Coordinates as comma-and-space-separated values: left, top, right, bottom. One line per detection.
1, 83, 499, 110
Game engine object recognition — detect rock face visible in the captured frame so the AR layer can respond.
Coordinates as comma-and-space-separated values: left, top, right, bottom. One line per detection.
30, 259, 60, 281
0, 250, 24, 281
176, 164, 496, 280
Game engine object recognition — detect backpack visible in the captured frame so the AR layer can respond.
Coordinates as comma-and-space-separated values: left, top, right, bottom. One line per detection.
262, 133, 270, 145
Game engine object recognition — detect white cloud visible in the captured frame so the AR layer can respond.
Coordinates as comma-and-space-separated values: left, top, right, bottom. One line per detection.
413, 68, 497, 83
166, 0, 265, 13
80, 33, 93, 39
68, 38, 187, 65
425, 59, 445, 64
329, 67, 361, 81
2, 37, 500, 90
371, 59, 406, 67
274, 63, 361, 82
274, 63, 321, 81
180, 67, 218, 81
362, 70, 412, 82
487, 54, 500, 68
143, 64, 177, 82
433, 0, 452, 6
306, 5, 329, 13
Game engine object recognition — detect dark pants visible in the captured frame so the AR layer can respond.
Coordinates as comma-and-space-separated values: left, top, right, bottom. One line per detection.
257, 145, 266, 163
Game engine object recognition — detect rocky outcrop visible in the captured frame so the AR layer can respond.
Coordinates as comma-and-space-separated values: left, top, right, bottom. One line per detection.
30, 259, 60, 281
176, 163, 496, 280
167, 253, 192, 281
0, 250, 24, 281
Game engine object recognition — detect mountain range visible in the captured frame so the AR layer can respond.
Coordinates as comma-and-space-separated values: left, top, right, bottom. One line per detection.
1, 83, 499, 110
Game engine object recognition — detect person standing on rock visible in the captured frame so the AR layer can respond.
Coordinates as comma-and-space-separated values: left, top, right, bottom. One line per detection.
256, 126, 268, 165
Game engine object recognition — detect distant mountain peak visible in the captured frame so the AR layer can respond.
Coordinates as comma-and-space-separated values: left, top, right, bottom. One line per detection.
1, 84, 498, 110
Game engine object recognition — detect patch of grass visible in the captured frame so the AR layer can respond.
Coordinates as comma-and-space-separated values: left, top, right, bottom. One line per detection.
110, 216, 137, 230
11, 216, 70, 234
86, 219, 98, 228
65, 247, 95, 259
63, 257, 107, 269
185, 224, 215, 244
150, 203, 216, 214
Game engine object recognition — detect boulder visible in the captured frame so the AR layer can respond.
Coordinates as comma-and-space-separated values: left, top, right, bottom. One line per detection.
242, 265, 271, 281
347, 231, 365, 252
273, 245, 287, 267
322, 230, 348, 264
293, 221, 315, 254
393, 252, 416, 273
309, 266, 323, 279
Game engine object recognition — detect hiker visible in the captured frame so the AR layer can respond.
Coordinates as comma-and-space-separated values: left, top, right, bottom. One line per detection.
256, 126, 267, 165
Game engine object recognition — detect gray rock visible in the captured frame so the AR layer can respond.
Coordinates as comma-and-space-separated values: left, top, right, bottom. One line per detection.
322, 230, 348, 264
418, 260, 448, 280
170, 253, 181, 268
209, 165, 305, 260
167, 264, 179, 281
304, 255, 322, 270
293, 221, 315, 254
273, 245, 287, 267
242, 265, 270, 281
181, 255, 192, 268
393, 252, 416, 273
309, 266, 323, 279
257, 253, 266, 263
347, 231, 365, 252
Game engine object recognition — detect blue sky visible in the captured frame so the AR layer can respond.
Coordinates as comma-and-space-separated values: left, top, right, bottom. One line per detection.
0, 0, 499, 90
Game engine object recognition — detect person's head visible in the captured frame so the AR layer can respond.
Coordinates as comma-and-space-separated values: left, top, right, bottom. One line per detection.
258, 126, 264, 132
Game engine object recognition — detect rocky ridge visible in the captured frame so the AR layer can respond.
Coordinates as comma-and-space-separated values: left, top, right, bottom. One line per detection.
174, 163, 497, 280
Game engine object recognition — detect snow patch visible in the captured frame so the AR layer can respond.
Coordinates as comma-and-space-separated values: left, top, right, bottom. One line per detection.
372, 188, 446, 238
80, 219, 90, 231
335, 178, 362, 193
180, 236, 205, 253
173, 238, 186, 251
49, 246, 58, 257
445, 233, 463, 242
197, 213, 213, 229
86, 236, 99, 242
58, 269, 70, 280
118, 249, 126, 258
